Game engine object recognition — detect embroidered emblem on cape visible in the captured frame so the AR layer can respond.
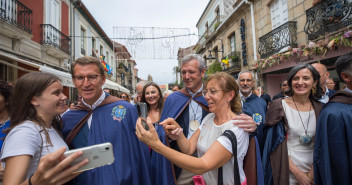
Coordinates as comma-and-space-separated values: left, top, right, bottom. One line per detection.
112, 105, 126, 121
252, 113, 262, 125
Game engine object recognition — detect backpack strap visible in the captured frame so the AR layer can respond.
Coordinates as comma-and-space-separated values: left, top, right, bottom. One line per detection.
218, 129, 241, 185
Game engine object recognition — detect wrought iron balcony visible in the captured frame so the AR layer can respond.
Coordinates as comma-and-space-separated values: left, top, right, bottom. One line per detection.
41, 24, 71, 55
304, 0, 352, 40
258, 21, 297, 58
0, 0, 32, 34
222, 51, 241, 72
118, 62, 129, 74
209, 15, 221, 33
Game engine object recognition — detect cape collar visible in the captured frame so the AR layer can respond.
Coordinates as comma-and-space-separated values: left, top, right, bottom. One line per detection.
178, 87, 209, 112
329, 90, 352, 105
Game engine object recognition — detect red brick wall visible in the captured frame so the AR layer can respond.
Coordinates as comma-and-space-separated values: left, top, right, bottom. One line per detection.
21, 0, 43, 44
61, 2, 69, 36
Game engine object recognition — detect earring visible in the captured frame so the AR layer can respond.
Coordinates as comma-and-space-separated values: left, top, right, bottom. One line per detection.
311, 86, 317, 96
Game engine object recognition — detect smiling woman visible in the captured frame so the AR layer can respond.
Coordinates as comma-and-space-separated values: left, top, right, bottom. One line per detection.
141, 82, 164, 124
0, 72, 88, 185
262, 64, 324, 185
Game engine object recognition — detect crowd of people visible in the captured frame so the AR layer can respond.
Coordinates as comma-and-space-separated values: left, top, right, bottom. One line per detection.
0, 52, 351, 185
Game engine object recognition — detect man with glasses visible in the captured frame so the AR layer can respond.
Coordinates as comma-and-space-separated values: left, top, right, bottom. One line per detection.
61, 56, 151, 185
152, 54, 257, 185
273, 80, 290, 100
135, 80, 149, 102
238, 71, 267, 153
314, 52, 352, 185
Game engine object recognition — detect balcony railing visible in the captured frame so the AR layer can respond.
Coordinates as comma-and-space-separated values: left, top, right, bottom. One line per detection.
118, 62, 129, 73
258, 21, 297, 58
222, 51, 241, 72
209, 15, 220, 33
0, 0, 32, 34
41, 24, 71, 55
304, 0, 352, 40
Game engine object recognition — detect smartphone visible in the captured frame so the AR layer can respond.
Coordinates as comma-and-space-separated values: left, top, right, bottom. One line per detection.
63, 142, 115, 173
136, 102, 149, 130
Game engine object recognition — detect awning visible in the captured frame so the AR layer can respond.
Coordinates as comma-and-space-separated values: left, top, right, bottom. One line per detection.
104, 79, 130, 93
39, 66, 75, 87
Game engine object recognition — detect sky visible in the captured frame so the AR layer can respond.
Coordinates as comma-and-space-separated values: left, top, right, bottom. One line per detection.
81, 0, 209, 85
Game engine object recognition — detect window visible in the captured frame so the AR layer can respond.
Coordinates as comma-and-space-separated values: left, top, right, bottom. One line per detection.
100, 45, 103, 57
80, 27, 86, 55
270, 0, 288, 29
106, 51, 109, 63
46, 0, 60, 28
230, 33, 236, 53
92, 37, 96, 55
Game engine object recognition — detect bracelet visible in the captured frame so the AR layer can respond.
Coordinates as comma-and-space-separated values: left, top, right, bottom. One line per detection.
28, 174, 34, 185
306, 172, 313, 181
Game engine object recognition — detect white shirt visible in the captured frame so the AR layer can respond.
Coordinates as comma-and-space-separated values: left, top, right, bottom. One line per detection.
197, 113, 248, 184
319, 86, 330, 104
82, 91, 106, 128
239, 91, 252, 107
187, 85, 203, 139
1, 121, 68, 179
345, 87, 352, 94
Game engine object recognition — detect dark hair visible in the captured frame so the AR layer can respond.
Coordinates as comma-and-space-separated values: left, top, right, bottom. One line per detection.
335, 52, 352, 82
0, 80, 13, 112
141, 82, 164, 114
206, 72, 242, 113
6, 72, 62, 145
280, 80, 288, 88
286, 63, 323, 100
71, 56, 105, 77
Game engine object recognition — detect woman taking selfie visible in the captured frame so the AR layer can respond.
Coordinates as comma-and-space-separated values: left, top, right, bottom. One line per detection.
1, 72, 88, 185
136, 72, 249, 185
141, 82, 164, 124
262, 64, 323, 185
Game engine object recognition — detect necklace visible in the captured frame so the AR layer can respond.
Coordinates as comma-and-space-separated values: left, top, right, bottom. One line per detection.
0, 116, 10, 129
292, 97, 312, 145
189, 100, 200, 131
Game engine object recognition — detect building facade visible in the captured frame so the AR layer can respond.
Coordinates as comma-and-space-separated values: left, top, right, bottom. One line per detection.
0, 0, 72, 97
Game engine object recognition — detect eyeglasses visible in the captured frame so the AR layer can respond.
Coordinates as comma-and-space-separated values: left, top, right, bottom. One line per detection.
282, 84, 288, 87
121, 96, 127, 98
73, 75, 100, 83
202, 89, 223, 96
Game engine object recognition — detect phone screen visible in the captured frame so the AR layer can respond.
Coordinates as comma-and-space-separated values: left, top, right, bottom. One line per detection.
137, 102, 149, 130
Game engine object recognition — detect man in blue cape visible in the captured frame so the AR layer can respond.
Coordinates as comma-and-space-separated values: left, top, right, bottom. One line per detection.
152, 54, 262, 185
62, 56, 150, 185
238, 71, 267, 154
314, 53, 352, 185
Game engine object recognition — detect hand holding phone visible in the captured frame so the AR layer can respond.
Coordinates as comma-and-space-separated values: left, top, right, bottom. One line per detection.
137, 102, 149, 130
64, 142, 115, 173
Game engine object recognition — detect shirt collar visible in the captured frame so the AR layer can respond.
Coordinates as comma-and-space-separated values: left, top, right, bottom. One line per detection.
324, 86, 330, 96
345, 87, 352, 94
187, 84, 203, 98
240, 91, 252, 101
82, 91, 106, 110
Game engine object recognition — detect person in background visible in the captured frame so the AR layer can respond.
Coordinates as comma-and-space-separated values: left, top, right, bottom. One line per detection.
62, 56, 151, 185
312, 63, 336, 103
141, 82, 164, 124
135, 80, 149, 103
103, 88, 110, 94
163, 90, 173, 99
325, 77, 335, 90
314, 52, 352, 185
172, 85, 180, 92
1, 72, 88, 185
120, 92, 130, 102
256, 86, 272, 106
0, 80, 13, 182
272, 80, 290, 100
136, 72, 249, 185
262, 63, 323, 185
238, 71, 267, 153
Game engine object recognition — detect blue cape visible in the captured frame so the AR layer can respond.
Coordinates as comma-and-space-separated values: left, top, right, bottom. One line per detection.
314, 91, 352, 185
62, 100, 151, 185
150, 90, 208, 185
242, 94, 267, 153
